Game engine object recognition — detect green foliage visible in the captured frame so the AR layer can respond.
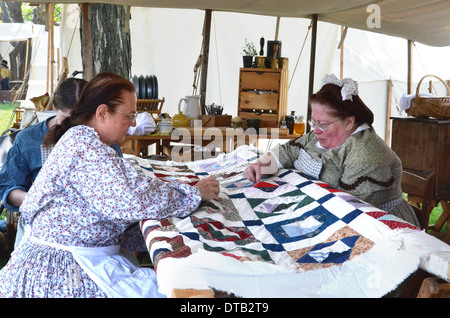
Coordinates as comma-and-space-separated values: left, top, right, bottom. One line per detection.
21, 3, 62, 24
241, 39, 257, 56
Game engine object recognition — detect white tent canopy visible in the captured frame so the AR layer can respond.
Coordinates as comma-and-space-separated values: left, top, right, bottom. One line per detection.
0, 23, 36, 42
27, 0, 450, 47
58, 5, 450, 143
18, 2, 449, 147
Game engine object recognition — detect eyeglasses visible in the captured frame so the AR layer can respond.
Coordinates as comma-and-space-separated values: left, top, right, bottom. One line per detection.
115, 109, 138, 123
307, 118, 340, 132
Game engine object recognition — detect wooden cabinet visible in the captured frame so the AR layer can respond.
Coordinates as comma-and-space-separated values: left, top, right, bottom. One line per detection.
238, 68, 288, 128
391, 117, 450, 201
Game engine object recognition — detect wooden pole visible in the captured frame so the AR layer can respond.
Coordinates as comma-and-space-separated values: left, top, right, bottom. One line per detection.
24, 39, 29, 83
199, 9, 212, 115
45, 4, 49, 93
57, 48, 60, 78
306, 14, 318, 132
125, 6, 131, 33
45, 4, 55, 94
385, 79, 393, 146
407, 40, 413, 94
82, 3, 94, 80
274, 17, 281, 41
49, 4, 54, 94
339, 26, 346, 79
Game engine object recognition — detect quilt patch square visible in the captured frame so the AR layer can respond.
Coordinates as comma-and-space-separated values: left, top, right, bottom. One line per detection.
287, 226, 374, 271
191, 215, 257, 246
264, 205, 340, 244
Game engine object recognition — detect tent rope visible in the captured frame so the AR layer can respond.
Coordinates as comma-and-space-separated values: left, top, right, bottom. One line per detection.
289, 21, 312, 88
64, 10, 80, 59
361, 31, 387, 80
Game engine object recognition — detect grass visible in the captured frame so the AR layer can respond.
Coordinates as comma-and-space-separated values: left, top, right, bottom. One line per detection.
429, 202, 448, 232
0, 102, 18, 134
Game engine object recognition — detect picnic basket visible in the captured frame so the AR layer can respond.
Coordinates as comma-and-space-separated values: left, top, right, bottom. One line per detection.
406, 75, 450, 119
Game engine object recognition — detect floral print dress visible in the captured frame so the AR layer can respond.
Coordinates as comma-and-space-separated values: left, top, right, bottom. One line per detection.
0, 125, 202, 297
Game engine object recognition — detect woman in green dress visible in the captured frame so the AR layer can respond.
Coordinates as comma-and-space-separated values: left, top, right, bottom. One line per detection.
244, 74, 419, 227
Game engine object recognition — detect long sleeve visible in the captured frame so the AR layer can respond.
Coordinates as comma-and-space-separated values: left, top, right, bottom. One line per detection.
270, 132, 315, 169
68, 152, 202, 222
0, 123, 47, 211
20, 125, 202, 247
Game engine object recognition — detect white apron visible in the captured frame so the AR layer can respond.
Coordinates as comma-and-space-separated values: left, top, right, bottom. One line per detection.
22, 226, 165, 298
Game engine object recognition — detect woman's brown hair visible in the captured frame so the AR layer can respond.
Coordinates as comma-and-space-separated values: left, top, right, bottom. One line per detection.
52, 77, 87, 112
43, 72, 135, 147
310, 83, 374, 126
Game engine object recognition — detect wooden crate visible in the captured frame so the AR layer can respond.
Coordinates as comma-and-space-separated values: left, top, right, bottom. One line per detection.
200, 115, 232, 127
237, 67, 288, 128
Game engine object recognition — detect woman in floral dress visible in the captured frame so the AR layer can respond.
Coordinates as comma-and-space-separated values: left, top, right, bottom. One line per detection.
0, 72, 220, 298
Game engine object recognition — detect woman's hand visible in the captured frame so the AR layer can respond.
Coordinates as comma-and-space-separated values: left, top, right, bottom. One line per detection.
243, 162, 262, 183
243, 152, 279, 183
195, 176, 220, 201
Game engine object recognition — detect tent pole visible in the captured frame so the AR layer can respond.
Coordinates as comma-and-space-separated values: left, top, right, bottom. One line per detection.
385, 79, 393, 146
46, 4, 50, 93
407, 40, 413, 94
50, 4, 54, 94
275, 17, 280, 41
82, 3, 94, 81
24, 38, 29, 83
339, 26, 347, 79
199, 9, 212, 115
306, 14, 318, 132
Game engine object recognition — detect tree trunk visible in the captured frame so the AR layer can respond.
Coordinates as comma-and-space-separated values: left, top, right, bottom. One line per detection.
80, 3, 131, 80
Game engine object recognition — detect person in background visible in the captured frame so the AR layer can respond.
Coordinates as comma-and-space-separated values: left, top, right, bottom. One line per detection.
0, 60, 11, 91
0, 78, 96, 248
244, 74, 419, 227
0, 72, 220, 298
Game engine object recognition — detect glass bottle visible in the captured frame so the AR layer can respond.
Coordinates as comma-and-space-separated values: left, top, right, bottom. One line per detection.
285, 111, 295, 134
293, 115, 305, 135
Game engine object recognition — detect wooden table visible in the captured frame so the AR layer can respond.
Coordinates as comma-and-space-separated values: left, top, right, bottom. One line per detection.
122, 126, 300, 161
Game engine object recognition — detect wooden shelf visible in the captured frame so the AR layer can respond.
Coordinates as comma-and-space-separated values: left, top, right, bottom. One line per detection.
238, 68, 288, 128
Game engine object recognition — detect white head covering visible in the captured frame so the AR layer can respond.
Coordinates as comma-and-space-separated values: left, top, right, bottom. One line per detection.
321, 74, 359, 101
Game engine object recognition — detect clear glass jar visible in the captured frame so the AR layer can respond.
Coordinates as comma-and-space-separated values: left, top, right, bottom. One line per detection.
293, 115, 305, 135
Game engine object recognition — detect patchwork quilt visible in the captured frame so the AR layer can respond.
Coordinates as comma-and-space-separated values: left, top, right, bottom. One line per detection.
128, 146, 450, 298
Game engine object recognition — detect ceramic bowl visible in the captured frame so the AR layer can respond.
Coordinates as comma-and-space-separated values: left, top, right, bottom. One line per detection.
158, 120, 173, 134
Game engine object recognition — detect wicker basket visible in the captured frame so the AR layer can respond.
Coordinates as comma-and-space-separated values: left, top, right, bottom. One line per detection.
406, 75, 450, 119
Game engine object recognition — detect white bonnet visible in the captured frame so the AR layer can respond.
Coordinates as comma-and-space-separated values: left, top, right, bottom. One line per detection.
321, 74, 359, 101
